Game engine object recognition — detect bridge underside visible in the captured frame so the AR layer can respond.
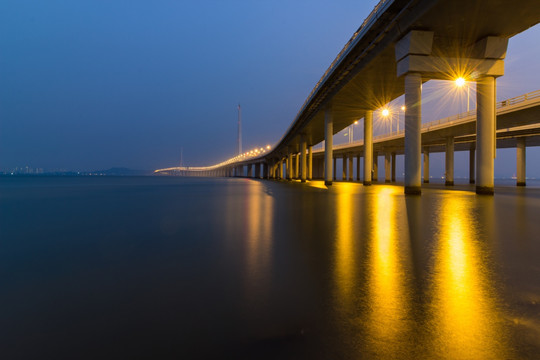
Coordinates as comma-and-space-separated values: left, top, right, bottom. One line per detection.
275, 0, 539, 156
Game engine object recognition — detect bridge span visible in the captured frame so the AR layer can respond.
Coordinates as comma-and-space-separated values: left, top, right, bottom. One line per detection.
156, 0, 540, 194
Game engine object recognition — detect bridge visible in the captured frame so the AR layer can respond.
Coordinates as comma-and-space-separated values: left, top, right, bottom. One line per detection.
155, 0, 540, 195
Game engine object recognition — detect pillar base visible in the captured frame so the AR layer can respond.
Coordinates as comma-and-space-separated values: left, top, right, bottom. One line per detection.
469, 180, 475, 184
445, 181, 454, 186
405, 186, 421, 195
385, 180, 391, 183
476, 186, 494, 195
517, 182, 526, 187
363, 181, 372, 186
325, 180, 333, 186
301, 179, 306, 183
423, 180, 429, 184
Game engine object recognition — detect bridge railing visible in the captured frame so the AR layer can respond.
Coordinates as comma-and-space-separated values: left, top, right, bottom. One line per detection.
294, 0, 390, 125
421, 89, 540, 129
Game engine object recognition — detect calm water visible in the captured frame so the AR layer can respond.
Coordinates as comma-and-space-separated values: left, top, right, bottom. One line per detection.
1, 176, 539, 359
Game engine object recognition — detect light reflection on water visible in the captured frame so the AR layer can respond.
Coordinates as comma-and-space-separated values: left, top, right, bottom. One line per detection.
428, 193, 508, 359
329, 184, 512, 358
364, 186, 412, 358
0, 177, 538, 359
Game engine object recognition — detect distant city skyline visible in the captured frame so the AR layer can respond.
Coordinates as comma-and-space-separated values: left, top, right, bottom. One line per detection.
1, 1, 539, 176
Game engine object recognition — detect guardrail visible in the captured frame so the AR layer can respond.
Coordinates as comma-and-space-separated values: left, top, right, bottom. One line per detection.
422, 89, 540, 129
294, 0, 390, 125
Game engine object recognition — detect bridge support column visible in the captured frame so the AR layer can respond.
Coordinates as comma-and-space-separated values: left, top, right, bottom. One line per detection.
295, 153, 299, 180
373, 152, 378, 182
333, 157, 337, 181
476, 76, 496, 195
288, 152, 293, 180
342, 154, 347, 181
348, 155, 353, 181
363, 110, 373, 185
356, 155, 361, 182
301, 138, 307, 182
469, 146, 475, 184
517, 137, 526, 186
445, 136, 454, 186
385, 152, 391, 183
308, 145, 313, 180
391, 152, 396, 182
324, 106, 333, 185
404, 72, 422, 195
423, 148, 429, 183
247, 164, 253, 178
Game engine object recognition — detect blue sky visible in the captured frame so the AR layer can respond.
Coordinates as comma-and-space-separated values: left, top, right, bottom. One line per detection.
1, 0, 539, 176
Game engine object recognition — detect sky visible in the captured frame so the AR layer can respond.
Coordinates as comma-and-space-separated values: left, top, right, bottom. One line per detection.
1, 0, 539, 176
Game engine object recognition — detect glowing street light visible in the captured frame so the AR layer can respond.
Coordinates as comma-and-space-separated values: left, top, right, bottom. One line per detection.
455, 77, 470, 112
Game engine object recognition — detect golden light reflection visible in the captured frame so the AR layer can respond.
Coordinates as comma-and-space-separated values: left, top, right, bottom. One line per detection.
334, 183, 357, 304
429, 194, 508, 359
306, 180, 328, 190
244, 182, 274, 295
365, 186, 412, 357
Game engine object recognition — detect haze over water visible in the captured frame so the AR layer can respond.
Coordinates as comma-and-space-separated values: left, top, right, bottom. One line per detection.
1, 176, 539, 359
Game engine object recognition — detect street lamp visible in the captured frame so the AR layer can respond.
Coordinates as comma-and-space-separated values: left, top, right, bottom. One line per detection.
455, 77, 470, 112
381, 108, 391, 133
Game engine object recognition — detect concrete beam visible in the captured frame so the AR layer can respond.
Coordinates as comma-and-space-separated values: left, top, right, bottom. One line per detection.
397, 55, 505, 79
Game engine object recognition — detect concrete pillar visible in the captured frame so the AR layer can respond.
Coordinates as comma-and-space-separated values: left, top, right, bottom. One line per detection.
356, 155, 361, 182
373, 152, 378, 182
301, 138, 307, 182
517, 137, 526, 186
295, 153, 299, 180
247, 164, 253, 178
404, 72, 422, 194
308, 145, 313, 180
324, 106, 333, 185
288, 152, 293, 180
342, 154, 347, 181
423, 148, 429, 183
385, 152, 391, 183
469, 147, 475, 184
333, 157, 337, 181
348, 155, 353, 181
363, 110, 373, 185
445, 136, 454, 186
476, 76, 496, 195
391, 152, 396, 182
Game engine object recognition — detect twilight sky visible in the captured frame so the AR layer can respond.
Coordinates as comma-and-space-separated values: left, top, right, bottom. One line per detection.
1, 1, 539, 176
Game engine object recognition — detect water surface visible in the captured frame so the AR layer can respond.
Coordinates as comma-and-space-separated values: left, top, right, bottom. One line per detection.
1, 176, 539, 359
